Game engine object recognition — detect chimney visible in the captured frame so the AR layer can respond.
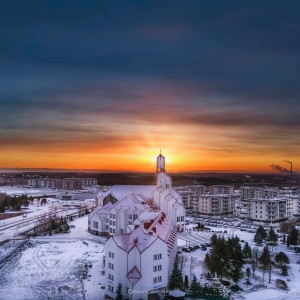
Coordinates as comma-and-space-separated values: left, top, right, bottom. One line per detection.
134, 224, 139, 229
159, 220, 162, 224
152, 227, 156, 233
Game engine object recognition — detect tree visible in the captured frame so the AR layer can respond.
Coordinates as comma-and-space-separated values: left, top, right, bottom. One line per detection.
116, 283, 123, 300
287, 227, 298, 246
281, 264, 288, 276
169, 262, 183, 289
255, 226, 267, 240
275, 252, 290, 268
267, 226, 278, 244
258, 246, 271, 282
246, 267, 251, 285
184, 275, 189, 291
0, 201, 5, 213
282, 234, 286, 243
254, 233, 263, 245
189, 275, 201, 296
243, 242, 252, 260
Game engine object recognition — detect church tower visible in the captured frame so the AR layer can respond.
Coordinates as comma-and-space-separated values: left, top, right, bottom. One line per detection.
156, 153, 172, 189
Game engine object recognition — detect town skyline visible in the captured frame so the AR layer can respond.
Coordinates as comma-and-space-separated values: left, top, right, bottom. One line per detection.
0, 1, 299, 172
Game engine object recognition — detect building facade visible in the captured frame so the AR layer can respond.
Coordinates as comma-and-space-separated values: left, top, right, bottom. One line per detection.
105, 211, 177, 300
27, 177, 98, 190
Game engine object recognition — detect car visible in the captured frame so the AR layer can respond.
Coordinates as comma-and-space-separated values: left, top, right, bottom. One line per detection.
182, 247, 191, 252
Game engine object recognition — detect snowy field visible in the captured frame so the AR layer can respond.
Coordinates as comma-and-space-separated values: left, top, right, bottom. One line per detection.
0, 186, 61, 196
0, 216, 106, 300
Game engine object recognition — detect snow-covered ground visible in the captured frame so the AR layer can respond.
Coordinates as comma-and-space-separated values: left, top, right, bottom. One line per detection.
0, 215, 106, 300
0, 186, 62, 196
178, 223, 300, 300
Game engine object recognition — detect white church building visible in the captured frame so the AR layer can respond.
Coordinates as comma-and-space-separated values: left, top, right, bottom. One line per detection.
105, 210, 177, 300
88, 153, 185, 235
88, 153, 185, 299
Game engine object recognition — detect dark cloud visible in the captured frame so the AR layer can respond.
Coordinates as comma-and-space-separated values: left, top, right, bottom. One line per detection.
0, 0, 299, 163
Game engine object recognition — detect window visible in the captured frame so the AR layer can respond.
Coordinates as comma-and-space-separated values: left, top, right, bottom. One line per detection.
177, 216, 180, 222
153, 253, 162, 260
108, 262, 114, 270
108, 273, 114, 281
153, 276, 162, 284
154, 265, 162, 272
181, 216, 184, 222
108, 252, 115, 259
93, 221, 98, 229
108, 285, 114, 292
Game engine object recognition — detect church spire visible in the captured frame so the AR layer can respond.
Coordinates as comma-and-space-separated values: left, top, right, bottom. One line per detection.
156, 152, 165, 173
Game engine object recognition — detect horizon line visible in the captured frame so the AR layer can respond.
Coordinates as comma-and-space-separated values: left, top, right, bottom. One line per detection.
0, 167, 287, 175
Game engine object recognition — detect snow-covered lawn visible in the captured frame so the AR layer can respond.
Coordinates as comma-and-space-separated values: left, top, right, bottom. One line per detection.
0, 215, 105, 300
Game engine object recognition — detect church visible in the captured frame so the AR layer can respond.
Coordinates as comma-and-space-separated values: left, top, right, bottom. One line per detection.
88, 153, 186, 236
88, 153, 185, 299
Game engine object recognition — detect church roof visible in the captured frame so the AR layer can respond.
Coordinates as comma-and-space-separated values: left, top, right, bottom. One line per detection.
112, 211, 177, 254
98, 185, 157, 201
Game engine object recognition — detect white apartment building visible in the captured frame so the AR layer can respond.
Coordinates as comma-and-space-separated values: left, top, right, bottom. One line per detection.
27, 177, 97, 189
248, 198, 288, 226
105, 211, 177, 300
193, 194, 235, 218
208, 185, 234, 195
240, 187, 279, 199
175, 185, 207, 209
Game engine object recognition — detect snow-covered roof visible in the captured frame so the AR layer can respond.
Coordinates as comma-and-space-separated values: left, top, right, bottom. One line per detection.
134, 211, 161, 223
91, 192, 160, 221
112, 211, 177, 254
98, 185, 157, 201
113, 226, 157, 253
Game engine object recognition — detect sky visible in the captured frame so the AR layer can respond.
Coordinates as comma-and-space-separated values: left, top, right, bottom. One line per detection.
0, 1, 299, 172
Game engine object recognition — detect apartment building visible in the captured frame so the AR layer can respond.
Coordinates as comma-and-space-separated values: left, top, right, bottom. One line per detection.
248, 198, 288, 226
194, 194, 235, 218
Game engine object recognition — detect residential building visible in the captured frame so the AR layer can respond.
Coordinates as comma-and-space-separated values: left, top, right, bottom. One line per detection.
193, 194, 235, 218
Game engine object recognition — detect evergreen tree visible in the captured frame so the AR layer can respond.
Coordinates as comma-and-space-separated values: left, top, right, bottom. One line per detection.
255, 226, 267, 241
169, 262, 183, 289
0, 201, 5, 213
243, 242, 252, 259
228, 236, 243, 282
254, 233, 263, 245
189, 275, 201, 296
267, 226, 278, 244
258, 246, 271, 281
116, 283, 123, 300
210, 233, 218, 247
184, 275, 189, 291
287, 227, 298, 246
275, 252, 290, 268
